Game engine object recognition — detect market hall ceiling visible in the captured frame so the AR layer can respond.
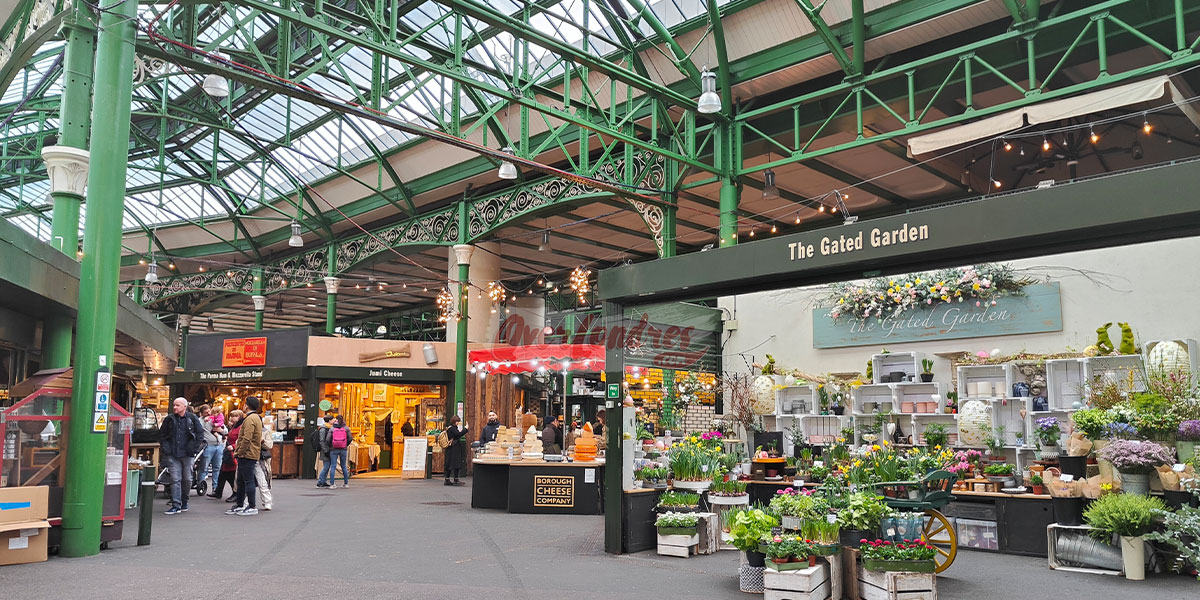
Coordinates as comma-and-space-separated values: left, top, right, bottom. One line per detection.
1, 0, 1199, 331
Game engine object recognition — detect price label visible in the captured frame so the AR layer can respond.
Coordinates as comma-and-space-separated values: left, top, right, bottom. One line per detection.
1174, 463, 1186, 472
700, 465, 709, 473
1059, 474, 1074, 482
826, 514, 837, 524
814, 460, 824, 468
794, 480, 805, 487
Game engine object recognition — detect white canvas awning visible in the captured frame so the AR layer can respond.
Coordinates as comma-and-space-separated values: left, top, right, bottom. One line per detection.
907, 76, 1200, 156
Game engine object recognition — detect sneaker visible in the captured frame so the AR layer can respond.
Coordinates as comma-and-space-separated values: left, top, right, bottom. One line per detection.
164, 507, 182, 515
239, 508, 259, 516
224, 506, 244, 515
263, 506, 272, 511
341, 483, 349, 489
444, 480, 454, 486
180, 506, 189, 512
316, 483, 326, 488
225, 497, 237, 503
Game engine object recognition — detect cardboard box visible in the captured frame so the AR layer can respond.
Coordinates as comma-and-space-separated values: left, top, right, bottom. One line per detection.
0, 486, 49, 524
0, 522, 49, 565
0, 486, 51, 566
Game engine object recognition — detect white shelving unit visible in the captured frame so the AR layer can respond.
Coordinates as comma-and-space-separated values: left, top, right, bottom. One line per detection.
871, 351, 953, 385
1083, 354, 1147, 397
797, 415, 853, 446
1045, 359, 1085, 410
895, 382, 944, 414
957, 364, 1015, 400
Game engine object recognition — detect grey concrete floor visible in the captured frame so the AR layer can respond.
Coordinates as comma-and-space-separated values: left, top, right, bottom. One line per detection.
0, 477, 1195, 599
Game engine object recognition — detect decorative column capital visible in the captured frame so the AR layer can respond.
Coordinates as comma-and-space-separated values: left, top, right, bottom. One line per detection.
453, 244, 475, 266
251, 295, 267, 311
323, 276, 340, 295
41, 145, 90, 197
177, 315, 193, 329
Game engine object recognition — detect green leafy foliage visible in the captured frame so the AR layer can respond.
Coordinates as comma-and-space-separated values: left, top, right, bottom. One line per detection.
983, 463, 1014, 476
1082, 492, 1166, 538
835, 492, 890, 531
729, 508, 780, 552
1145, 494, 1200, 580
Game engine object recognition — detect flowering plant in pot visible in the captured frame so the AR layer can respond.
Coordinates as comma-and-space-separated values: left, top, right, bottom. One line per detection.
1035, 417, 1062, 459
801, 518, 841, 555
919, 359, 935, 382
764, 535, 817, 569
1082, 491, 1166, 580
770, 486, 821, 530
1071, 408, 1109, 441
655, 511, 701, 536
656, 491, 701, 512
1176, 420, 1200, 463
859, 538, 937, 573
1096, 439, 1176, 495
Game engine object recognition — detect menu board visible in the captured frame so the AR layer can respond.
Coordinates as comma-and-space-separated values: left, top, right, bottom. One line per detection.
221, 337, 267, 367
401, 437, 428, 479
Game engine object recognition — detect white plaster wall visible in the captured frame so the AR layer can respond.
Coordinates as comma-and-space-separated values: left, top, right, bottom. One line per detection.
445, 242, 501, 344
719, 237, 1200, 375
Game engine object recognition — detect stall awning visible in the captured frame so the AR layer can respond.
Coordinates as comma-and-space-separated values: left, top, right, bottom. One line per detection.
468, 345, 605, 375
907, 76, 1200, 156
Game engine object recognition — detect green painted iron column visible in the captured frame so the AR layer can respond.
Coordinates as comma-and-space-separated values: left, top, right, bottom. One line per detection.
451, 244, 473, 419
324, 276, 339, 334
42, 3, 97, 369
716, 122, 739, 248
61, 0, 138, 558
252, 270, 266, 331
177, 315, 192, 369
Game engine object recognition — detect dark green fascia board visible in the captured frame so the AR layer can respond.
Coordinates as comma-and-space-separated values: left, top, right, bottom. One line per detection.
599, 159, 1200, 304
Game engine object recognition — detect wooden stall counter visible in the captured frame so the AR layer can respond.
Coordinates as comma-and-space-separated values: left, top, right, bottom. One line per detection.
470, 459, 605, 515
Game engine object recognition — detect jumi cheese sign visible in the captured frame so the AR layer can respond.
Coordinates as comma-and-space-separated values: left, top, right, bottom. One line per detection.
221, 337, 268, 368
533, 475, 575, 507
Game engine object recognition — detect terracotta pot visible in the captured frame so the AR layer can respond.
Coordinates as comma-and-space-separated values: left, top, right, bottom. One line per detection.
1032, 484, 1045, 495
808, 555, 818, 566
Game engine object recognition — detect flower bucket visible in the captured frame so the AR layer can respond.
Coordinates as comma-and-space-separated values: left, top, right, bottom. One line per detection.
1051, 496, 1084, 526
1163, 490, 1191, 511
861, 558, 936, 573
1057, 455, 1087, 480
1178, 441, 1196, 463
743, 550, 766, 567
1118, 471, 1150, 495
738, 564, 765, 593
673, 479, 713, 492
1037, 445, 1060, 460
839, 529, 867, 548
1120, 536, 1145, 581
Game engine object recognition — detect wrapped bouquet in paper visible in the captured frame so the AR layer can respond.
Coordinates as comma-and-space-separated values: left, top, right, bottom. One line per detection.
1081, 474, 1119, 499
1044, 468, 1084, 498
1065, 432, 1093, 457
1156, 464, 1196, 491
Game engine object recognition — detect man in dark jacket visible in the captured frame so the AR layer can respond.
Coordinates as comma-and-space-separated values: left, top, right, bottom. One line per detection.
479, 411, 501, 445
542, 415, 564, 454
159, 398, 205, 515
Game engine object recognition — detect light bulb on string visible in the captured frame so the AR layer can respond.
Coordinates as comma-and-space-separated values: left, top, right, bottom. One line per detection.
794, 214, 801, 225
818, 204, 826, 213
1003, 140, 1012, 152
748, 227, 755, 238
1143, 114, 1152, 134
992, 179, 1002, 189
1042, 137, 1050, 152
1090, 126, 1099, 144
770, 223, 778, 234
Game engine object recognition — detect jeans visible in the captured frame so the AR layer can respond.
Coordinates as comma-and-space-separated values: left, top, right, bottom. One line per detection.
234, 456, 258, 508
318, 452, 333, 485
199, 445, 222, 483
164, 454, 192, 510
329, 449, 350, 485
255, 459, 273, 508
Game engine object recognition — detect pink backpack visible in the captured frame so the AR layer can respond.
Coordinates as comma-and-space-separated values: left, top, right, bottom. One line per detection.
331, 426, 349, 449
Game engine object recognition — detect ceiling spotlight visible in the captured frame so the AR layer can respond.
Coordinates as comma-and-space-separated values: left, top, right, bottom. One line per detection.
1142, 114, 1152, 134
697, 66, 722, 114
498, 147, 518, 179
1090, 126, 1099, 144
762, 169, 779, 199
830, 205, 838, 214
167, 262, 175, 270
199, 266, 206, 272
138, 258, 146, 265
376, 324, 387, 335
202, 73, 229, 98
1003, 140, 1012, 152
144, 263, 159, 284
537, 231, 550, 252
1042, 137, 1050, 152
288, 220, 303, 247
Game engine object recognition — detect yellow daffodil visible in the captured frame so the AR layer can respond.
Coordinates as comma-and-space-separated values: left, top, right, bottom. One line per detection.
940, 295, 949, 301
872, 444, 881, 452
836, 437, 846, 443
853, 460, 863, 467
839, 298, 845, 304
905, 283, 912, 289
882, 440, 889, 446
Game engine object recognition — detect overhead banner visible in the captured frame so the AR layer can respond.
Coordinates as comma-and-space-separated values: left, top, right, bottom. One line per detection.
812, 283, 1062, 348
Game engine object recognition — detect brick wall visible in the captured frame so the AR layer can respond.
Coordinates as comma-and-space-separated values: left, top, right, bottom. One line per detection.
679, 404, 717, 434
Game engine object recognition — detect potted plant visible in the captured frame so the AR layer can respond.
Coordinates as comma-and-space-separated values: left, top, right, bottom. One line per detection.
801, 518, 841, 556
982, 463, 1015, 483
729, 508, 780, 592
656, 491, 701, 513
859, 538, 937, 573
770, 487, 821, 529
835, 492, 890, 548
1082, 492, 1166, 580
1035, 417, 1062, 459
656, 511, 701, 536
809, 465, 830, 483
1177, 420, 1200, 463
981, 424, 1007, 462
668, 439, 723, 491
919, 359, 935, 382
922, 423, 949, 448
831, 391, 846, 416
817, 384, 831, 415
1029, 474, 1045, 495
765, 535, 817, 570
1097, 439, 1175, 495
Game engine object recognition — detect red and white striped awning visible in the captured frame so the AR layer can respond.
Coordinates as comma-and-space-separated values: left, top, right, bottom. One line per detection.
468, 344, 605, 375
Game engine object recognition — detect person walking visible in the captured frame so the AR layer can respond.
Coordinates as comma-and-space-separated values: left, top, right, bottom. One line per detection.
159, 398, 205, 515
197, 404, 225, 491
443, 415, 468, 486
315, 419, 334, 488
214, 409, 243, 500
227, 397, 263, 516
327, 416, 352, 488
479, 411, 501, 445
255, 415, 275, 511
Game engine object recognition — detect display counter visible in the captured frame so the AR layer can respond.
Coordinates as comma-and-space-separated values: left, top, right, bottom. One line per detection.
269, 440, 302, 478
943, 489, 1055, 557
471, 459, 605, 515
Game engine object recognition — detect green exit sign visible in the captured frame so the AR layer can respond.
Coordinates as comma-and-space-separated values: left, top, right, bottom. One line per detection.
606, 383, 619, 399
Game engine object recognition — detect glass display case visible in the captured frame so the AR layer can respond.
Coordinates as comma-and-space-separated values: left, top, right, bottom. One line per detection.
1, 368, 132, 545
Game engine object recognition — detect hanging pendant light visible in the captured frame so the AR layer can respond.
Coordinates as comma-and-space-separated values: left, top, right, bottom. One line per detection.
202, 73, 230, 98
537, 230, 550, 252
288, 220, 303, 247
498, 147, 518, 180
697, 66, 721, 114
144, 263, 159, 284
762, 169, 779, 199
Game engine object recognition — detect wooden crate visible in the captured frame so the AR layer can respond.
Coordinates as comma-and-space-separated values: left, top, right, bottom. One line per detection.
695, 512, 721, 555
857, 569, 936, 600
764, 563, 831, 600
656, 533, 699, 558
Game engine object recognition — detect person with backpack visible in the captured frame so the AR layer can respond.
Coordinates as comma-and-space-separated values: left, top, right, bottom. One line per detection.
442, 415, 468, 486
212, 410, 242, 500
327, 416, 352, 488
227, 397, 263, 516
255, 414, 275, 511
159, 398, 206, 515
315, 419, 334, 488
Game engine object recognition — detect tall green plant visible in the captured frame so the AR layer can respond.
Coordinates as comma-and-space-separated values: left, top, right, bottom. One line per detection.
1082, 492, 1166, 539
728, 508, 780, 552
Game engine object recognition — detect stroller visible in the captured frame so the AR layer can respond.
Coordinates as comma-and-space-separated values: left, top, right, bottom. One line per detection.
156, 451, 209, 499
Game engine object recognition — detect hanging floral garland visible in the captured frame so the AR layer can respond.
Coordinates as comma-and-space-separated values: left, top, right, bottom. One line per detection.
826, 263, 1038, 322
